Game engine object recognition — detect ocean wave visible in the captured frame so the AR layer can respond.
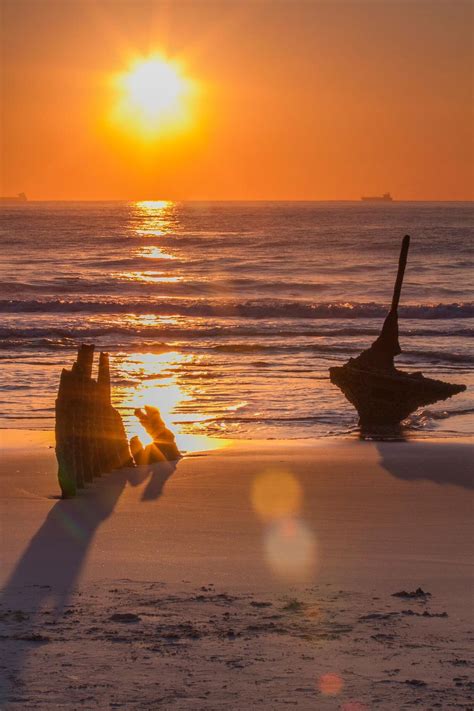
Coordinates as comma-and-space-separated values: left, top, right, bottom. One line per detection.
0, 338, 76, 351
0, 337, 173, 352
405, 406, 474, 429
1, 323, 472, 344
1, 333, 470, 366
211, 343, 472, 363
2, 324, 473, 340
0, 299, 472, 320
403, 349, 474, 365
210, 342, 353, 355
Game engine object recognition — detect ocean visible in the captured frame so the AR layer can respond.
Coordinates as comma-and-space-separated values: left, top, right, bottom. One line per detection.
0, 200, 472, 441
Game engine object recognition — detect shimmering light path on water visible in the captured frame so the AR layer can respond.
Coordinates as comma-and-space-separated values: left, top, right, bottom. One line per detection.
0, 201, 472, 439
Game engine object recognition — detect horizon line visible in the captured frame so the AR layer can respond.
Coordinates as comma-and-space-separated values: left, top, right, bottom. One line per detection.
2, 198, 473, 203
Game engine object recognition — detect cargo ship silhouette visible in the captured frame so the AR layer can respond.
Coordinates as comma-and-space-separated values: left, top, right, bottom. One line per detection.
0, 192, 27, 203
361, 192, 393, 202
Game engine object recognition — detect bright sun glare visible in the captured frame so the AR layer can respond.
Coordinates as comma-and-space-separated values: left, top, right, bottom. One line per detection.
112, 55, 195, 138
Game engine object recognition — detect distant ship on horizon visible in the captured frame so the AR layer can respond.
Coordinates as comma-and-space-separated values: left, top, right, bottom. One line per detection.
361, 192, 393, 202
0, 192, 27, 203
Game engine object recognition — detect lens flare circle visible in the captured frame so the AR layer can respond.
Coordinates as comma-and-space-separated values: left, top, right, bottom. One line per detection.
251, 468, 302, 522
318, 673, 344, 696
264, 517, 317, 580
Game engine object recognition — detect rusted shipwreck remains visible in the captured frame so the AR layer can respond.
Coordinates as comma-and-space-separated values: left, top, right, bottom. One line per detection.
330, 235, 466, 428
55, 345, 133, 498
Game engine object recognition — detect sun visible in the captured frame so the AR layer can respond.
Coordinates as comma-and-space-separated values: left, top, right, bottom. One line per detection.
122, 58, 185, 120
111, 54, 195, 139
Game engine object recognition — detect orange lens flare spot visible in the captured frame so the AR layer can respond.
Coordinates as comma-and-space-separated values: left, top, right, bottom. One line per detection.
318, 673, 344, 696
251, 469, 302, 521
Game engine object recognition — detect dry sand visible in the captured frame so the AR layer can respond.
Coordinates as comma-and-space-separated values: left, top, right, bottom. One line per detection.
0, 430, 472, 709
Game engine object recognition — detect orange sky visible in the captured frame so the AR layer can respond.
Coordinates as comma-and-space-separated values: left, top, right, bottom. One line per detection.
1, 0, 472, 200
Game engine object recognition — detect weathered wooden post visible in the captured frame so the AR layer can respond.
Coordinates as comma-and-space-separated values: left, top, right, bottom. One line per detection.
55, 345, 94, 497
73, 344, 96, 485
55, 368, 79, 498
97, 352, 133, 471
55, 345, 133, 497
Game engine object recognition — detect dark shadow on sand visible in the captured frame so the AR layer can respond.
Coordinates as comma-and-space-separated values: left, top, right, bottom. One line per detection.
0, 460, 177, 701
375, 440, 473, 490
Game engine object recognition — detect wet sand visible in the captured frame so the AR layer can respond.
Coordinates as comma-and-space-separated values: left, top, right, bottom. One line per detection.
0, 430, 472, 709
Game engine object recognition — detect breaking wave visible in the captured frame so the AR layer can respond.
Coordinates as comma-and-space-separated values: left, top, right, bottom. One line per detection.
1, 299, 472, 319
1, 324, 471, 340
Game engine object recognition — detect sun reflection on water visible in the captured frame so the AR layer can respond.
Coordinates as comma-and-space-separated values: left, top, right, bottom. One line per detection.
117, 352, 187, 443
118, 271, 182, 284
115, 200, 231, 453
136, 245, 175, 260
136, 200, 171, 210
132, 200, 178, 238
115, 350, 226, 453
124, 314, 181, 327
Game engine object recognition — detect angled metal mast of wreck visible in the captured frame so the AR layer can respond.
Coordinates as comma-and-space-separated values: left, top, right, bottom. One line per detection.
329, 235, 466, 428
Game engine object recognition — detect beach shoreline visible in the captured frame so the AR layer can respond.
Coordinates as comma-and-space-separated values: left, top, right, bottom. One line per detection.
1, 428, 472, 708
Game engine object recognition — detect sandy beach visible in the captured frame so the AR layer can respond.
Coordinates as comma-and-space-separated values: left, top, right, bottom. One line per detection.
1, 430, 472, 709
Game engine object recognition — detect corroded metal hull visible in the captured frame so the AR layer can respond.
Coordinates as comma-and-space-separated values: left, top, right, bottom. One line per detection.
328, 235, 466, 428
330, 363, 466, 426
